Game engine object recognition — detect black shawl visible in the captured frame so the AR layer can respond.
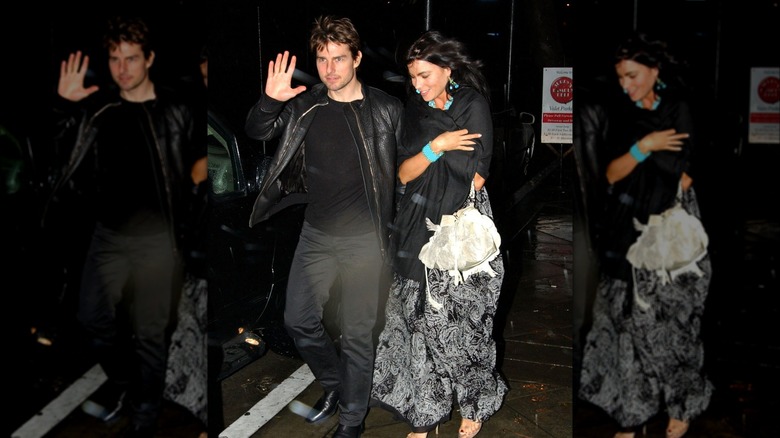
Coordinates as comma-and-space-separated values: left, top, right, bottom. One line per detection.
390, 87, 493, 281
597, 93, 695, 280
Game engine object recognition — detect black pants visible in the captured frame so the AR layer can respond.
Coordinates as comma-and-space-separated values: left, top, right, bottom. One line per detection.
284, 221, 384, 427
77, 223, 182, 428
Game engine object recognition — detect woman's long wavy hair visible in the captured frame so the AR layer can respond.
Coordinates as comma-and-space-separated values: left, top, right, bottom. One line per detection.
614, 32, 686, 93
405, 31, 490, 102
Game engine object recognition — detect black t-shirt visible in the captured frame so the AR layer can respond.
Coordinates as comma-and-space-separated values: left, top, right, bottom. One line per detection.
303, 97, 373, 235
95, 99, 167, 235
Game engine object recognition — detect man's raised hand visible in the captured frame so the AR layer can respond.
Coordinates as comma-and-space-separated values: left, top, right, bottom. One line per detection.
58, 51, 99, 102
265, 51, 306, 102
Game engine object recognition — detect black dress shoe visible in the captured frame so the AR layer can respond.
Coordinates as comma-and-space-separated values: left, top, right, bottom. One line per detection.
306, 390, 339, 423
332, 423, 364, 438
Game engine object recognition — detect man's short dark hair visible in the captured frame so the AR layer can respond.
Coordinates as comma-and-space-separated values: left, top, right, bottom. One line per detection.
309, 15, 361, 59
103, 16, 153, 58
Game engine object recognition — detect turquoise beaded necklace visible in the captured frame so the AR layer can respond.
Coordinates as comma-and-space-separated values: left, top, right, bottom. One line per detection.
429, 95, 454, 111
636, 95, 661, 111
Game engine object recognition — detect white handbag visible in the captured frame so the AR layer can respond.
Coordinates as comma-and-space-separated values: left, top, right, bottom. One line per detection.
626, 184, 709, 295
418, 182, 502, 287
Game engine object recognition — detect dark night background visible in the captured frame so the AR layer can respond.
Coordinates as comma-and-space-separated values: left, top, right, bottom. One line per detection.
1, 0, 778, 436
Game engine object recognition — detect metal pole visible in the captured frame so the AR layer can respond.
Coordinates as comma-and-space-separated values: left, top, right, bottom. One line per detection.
257, 5, 266, 155
257, 6, 263, 87
714, 0, 722, 101
506, 0, 516, 109
425, 0, 432, 31
633, 0, 639, 30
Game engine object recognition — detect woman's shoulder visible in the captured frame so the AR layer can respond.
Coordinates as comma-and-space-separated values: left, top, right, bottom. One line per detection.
453, 87, 491, 120
456, 86, 488, 103
659, 88, 692, 108
448, 87, 488, 116
656, 93, 694, 122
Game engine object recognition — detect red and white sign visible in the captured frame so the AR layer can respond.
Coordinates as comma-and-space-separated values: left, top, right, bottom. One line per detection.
757, 76, 779, 104
749, 67, 780, 144
550, 76, 573, 104
541, 67, 573, 144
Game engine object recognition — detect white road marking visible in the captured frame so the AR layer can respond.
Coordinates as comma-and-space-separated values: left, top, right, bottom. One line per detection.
12, 355, 313, 438
12, 364, 107, 438
219, 364, 315, 438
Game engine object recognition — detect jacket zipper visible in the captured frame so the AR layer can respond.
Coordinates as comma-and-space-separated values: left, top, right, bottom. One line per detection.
141, 103, 179, 255
347, 102, 385, 258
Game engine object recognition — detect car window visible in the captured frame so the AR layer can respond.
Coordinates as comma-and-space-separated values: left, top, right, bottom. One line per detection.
207, 112, 237, 195
0, 125, 25, 195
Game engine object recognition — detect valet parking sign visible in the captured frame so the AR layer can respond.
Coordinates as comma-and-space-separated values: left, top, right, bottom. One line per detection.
749, 67, 780, 144
541, 67, 573, 144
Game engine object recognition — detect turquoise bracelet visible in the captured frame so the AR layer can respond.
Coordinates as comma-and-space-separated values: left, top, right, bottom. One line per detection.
629, 142, 650, 162
422, 142, 444, 162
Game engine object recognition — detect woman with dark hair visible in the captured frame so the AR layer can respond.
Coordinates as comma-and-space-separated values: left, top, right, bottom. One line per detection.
371, 31, 507, 438
578, 33, 713, 438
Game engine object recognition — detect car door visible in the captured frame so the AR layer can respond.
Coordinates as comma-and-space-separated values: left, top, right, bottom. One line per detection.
207, 109, 304, 371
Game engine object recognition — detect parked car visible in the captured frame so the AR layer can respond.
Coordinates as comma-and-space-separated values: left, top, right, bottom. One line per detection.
206, 109, 306, 379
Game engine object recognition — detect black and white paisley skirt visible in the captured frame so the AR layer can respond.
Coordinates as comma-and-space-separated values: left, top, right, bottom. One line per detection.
371, 188, 508, 432
579, 187, 714, 427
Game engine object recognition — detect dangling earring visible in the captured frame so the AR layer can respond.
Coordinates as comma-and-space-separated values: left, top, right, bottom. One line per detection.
415, 89, 421, 94
655, 77, 667, 91
447, 76, 460, 92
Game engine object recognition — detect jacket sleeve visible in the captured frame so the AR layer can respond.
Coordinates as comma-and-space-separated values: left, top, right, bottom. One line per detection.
394, 101, 405, 158
178, 101, 205, 179
52, 96, 84, 156
245, 94, 290, 141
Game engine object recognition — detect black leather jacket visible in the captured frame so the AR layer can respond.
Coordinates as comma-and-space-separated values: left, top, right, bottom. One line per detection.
574, 96, 610, 250
245, 82, 403, 258
46, 87, 203, 252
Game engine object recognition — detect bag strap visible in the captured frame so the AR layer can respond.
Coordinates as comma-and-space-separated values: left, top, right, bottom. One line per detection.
675, 181, 683, 203
424, 266, 444, 310
468, 180, 477, 205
